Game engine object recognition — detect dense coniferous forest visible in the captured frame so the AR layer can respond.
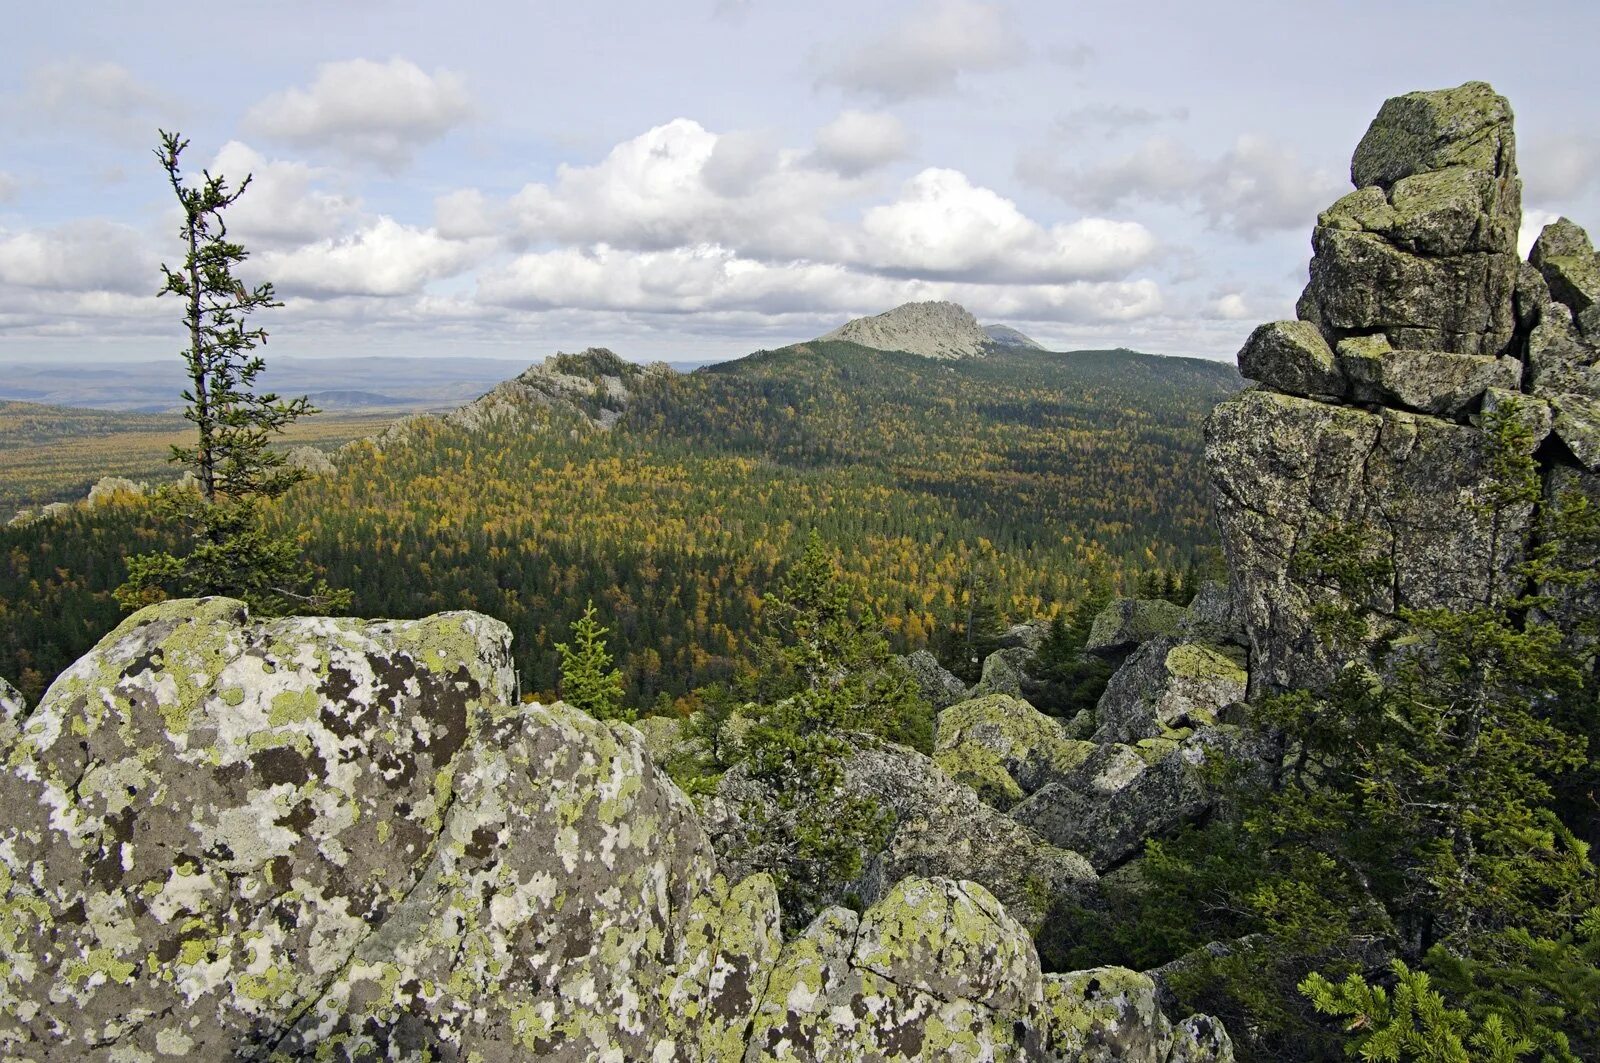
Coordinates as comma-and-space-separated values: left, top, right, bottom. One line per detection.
0, 341, 1238, 703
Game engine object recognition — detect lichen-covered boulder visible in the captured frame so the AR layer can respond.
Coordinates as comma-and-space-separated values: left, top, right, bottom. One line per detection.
1091, 638, 1247, 745
1301, 82, 1520, 357
972, 645, 1032, 698
744, 878, 1042, 1062
1206, 388, 1538, 692
1176, 582, 1244, 645
711, 738, 1098, 935
900, 649, 970, 710
1237, 320, 1344, 398
934, 694, 1094, 807
1041, 967, 1234, 1063
1011, 728, 1261, 871
1551, 392, 1600, 470
1531, 217, 1600, 337
1085, 598, 1187, 657
0, 598, 516, 1057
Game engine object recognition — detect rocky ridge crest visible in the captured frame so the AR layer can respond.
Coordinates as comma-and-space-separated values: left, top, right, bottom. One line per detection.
821, 300, 998, 359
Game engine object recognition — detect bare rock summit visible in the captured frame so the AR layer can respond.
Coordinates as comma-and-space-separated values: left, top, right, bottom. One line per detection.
821, 300, 996, 359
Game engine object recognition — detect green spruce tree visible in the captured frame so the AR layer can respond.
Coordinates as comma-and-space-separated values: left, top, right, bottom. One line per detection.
116, 131, 345, 616
557, 599, 630, 722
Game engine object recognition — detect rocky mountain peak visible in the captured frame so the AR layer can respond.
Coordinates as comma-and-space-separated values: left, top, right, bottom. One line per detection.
820, 300, 995, 359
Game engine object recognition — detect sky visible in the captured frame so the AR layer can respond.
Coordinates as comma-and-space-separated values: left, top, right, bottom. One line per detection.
2, 0, 1598, 366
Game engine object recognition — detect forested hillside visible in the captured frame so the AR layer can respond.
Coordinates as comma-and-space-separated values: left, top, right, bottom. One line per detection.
0, 342, 1239, 702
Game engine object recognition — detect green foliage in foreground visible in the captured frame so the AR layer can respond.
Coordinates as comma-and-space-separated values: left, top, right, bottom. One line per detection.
1049, 402, 1600, 1062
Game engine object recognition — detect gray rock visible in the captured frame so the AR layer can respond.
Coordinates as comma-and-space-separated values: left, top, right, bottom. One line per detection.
743, 881, 1233, 1062
1551, 392, 1600, 470
1301, 83, 1520, 358
1531, 218, 1600, 334
819, 299, 994, 360
1236, 320, 1344, 398
1086, 597, 1188, 657
900, 649, 970, 710
1350, 81, 1514, 189
283, 444, 337, 475
999, 618, 1052, 652
1040, 966, 1236, 1063
971, 644, 1032, 697
1540, 464, 1600, 654
1012, 728, 1262, 871
1177, 581, 1245, 644
1206, 388, 1538, 693
1091, 637, 1248, 745
0, 676, 25, 751
1524, 297, 1600, 399
1336, 336, 1520, 417
711, 736, 1098, 935
934, 693, 1095, 806
0, 597, 1232, 1059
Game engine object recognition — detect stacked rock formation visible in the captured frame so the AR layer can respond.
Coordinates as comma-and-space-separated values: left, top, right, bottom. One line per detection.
0, 599, 1230, 1061
1213, 81, 1599, 692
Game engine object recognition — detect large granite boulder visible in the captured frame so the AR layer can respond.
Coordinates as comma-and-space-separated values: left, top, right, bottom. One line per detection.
1011, 728, 1262, 871
1300, 82, 1520, 357
1531, 217, 1600, 337
1085, 598, 1188, 657
934, 693, 1095, 807
971, 645, 1033, 697
712, 737, 1098, 935
0, 598, 1229, 1060
1091, 637, 1248, 745
744, 879, 1233, 1062
1237, 320, 1344, 398
0, 676, 24, 747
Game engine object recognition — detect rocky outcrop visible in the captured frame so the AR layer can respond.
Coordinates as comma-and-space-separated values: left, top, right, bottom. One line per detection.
985, 323, 1046, 350
1299, 81, 1521, 357
371, 348, 671, 450
820, 301, 995, 360
0, 599, 1228, 1060
972, 644, 1033, 697
1208, 81, 1600, 694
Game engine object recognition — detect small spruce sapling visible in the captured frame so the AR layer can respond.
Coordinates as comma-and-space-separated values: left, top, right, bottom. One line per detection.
557, 599, 631, 722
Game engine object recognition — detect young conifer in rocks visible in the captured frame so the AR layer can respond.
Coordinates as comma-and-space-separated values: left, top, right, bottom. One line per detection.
116, 131, 346, 616
557, 599, 631, 722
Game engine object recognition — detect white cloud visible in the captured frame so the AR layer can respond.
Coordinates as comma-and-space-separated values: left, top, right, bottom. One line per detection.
0, 173, 18, 203
509, 121, 1152, 283
11, 60, 173, 136
245, 58, 472, 169
857, 168, 1156, 281
208, 142, 359, 248
820, 0, 1022, 102
509, 119, 853, 258
811, 110, 912, 176
1053, 103, 1190, 139
477, 242, 1161, 324
0, 220, 157, 294
1212, 293, 1253, 320
434, 188, 506, 241
258, 217, 487, 297
1021, 133, 1342, 239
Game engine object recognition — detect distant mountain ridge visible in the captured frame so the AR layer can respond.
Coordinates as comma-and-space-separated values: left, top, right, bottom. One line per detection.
821, 300, 1029, 360
982, 324, 1044, 350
